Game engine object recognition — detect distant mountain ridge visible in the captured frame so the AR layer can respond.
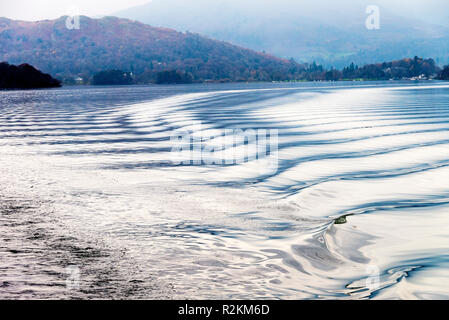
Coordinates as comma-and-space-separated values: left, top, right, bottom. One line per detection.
0, 16, 305, 82
115, 0, 449, 68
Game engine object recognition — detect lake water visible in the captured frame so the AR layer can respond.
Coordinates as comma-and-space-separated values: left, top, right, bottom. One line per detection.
1, 81, 448, 299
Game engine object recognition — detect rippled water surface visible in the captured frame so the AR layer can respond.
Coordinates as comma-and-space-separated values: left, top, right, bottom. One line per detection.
1, 82, 449, 299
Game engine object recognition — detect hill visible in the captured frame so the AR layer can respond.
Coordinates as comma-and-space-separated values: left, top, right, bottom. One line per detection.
115, 0, 449, 68
0, 16, 305, 83
0, 62, 61, 89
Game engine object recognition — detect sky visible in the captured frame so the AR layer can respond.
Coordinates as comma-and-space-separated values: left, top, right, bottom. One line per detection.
0, 0, 151, 21
0, 0, 448, 27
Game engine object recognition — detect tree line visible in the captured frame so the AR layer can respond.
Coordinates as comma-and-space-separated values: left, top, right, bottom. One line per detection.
87, 57, 444, 85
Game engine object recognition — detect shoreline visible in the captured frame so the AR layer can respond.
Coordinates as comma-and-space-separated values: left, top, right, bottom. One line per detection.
6, 79, 442, 91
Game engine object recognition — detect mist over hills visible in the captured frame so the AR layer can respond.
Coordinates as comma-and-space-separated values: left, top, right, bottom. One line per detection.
115, 0, 449, 68
0, 16, 305, 82
0, 9, 446, 85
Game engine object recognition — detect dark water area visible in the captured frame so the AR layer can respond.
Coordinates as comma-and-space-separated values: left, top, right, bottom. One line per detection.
1, 81, 449, 299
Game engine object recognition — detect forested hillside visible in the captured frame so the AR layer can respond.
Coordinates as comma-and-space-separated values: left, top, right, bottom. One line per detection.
0, 16, 305, 82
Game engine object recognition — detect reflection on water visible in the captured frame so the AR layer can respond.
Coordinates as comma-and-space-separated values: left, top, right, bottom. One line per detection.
0, 82, 449, 299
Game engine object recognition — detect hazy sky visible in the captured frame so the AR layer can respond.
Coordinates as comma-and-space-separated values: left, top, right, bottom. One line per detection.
0, 0, 150, 20
0, 0, 448, 27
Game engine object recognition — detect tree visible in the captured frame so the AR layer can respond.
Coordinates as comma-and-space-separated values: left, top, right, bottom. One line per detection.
92, 70, 134, 85
155, 70, 193, 84
438, 66, 449, 80
0, 62, 61, 89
